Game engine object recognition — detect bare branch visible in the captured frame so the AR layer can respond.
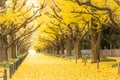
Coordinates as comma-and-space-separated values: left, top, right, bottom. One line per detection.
7, 23, 42, 48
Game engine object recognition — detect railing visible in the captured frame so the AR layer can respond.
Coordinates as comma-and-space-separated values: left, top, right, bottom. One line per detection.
0, 69, 7, 80
0, 54, 28, 80
9, 54, 28, 78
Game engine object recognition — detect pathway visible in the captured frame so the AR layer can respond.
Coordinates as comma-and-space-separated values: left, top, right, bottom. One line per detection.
10, 53, 120, 80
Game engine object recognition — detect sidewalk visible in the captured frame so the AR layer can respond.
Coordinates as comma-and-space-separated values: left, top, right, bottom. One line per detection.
9, 53, 120, 80
10, 53, 71, 80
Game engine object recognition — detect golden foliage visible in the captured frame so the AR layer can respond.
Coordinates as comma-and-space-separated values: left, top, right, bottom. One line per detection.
10, 54, 120, 80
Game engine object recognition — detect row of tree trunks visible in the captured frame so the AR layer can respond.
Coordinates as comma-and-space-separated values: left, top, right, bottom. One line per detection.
44, 27, 102, 64
51, 33, 82, 58
0, 34, 18, 62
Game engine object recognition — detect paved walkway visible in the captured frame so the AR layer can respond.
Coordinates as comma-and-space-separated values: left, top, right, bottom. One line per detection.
9, 53, 120, 80
10, 53, 77, 80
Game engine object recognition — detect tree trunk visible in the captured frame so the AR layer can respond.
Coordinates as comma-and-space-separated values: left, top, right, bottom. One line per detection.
91, 29, 102, 63
8, 35, 17, 59
52, 46, 55, 54
60, 44, 64, 55
60, 40, 64, 55
49, 47, 52, 54
74, 39, 82, 59
12, 43, 17, 59
0, 36, 8, 62
17, 46, 20, 56
65, 36, 71, 56
56, 45, 60, 55
0, 39, 2, 62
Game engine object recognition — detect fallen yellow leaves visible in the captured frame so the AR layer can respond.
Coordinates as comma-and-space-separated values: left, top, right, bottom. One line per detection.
10, 53, 120, 80
0, 68, 5, 79
0, 68, 9, 80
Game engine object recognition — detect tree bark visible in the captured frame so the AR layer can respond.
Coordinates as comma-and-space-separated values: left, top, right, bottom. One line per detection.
60, 40, 64, 55
65, 36, 71, 56
91, 29, 102, 63
56, 45, 60, 55
8, 34, 17, 59
0, 39, 2, 62
52, 46, 55, 54
17, 45, 20, 56
60, 44, 64, 55
0, 36, 8, 62
74, 39, 82, 59
12, 43, 17, 59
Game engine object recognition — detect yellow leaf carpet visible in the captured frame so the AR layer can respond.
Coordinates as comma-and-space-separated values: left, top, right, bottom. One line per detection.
10, 53, 120, 80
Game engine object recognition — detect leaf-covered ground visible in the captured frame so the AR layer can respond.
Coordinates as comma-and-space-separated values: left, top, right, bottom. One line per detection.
0, 68, 9, 80
0, 68, 5, 79
10, 53, 120, 80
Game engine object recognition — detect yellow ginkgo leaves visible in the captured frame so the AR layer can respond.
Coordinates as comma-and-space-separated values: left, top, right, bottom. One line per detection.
10, 53, 120, 80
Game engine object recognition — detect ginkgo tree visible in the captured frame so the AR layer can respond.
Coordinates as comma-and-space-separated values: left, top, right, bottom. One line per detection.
0, 0, 48, 62
0, 0, 118, 64
54, 0, 91, 61
33, 0, 120, 63
65, 0, 120, 63
34, 0, 90, 62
